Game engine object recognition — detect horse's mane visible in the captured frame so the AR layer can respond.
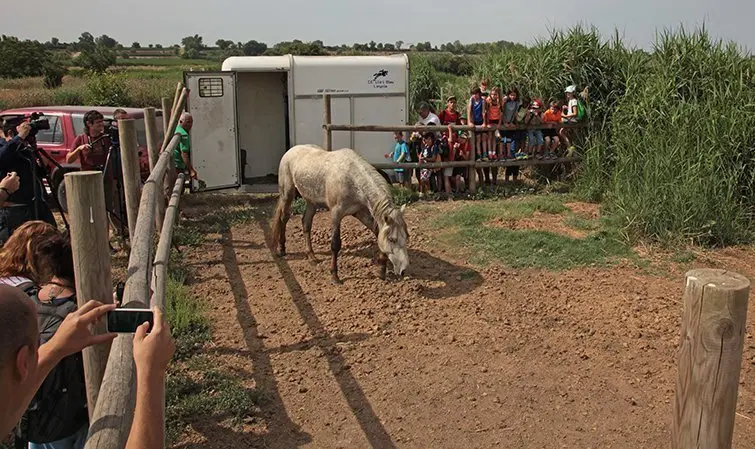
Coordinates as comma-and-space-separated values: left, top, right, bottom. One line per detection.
348, 151, 397, 226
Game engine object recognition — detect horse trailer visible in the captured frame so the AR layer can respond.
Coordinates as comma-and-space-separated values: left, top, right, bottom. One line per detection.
183, 54, 410, 191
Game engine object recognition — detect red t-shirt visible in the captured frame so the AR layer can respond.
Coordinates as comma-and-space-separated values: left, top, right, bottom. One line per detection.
73, 133, 111, 171
438, 109, 462, 126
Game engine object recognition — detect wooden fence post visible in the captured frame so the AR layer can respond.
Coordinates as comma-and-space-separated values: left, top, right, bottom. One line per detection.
468, 127, 477, 194
118, 119, 142, 239
170, 82, 182, 119
323, 94, 332, 150
144, 107, 165, 233
161, 97, 172, 135
671, 268, 750, 449
84, 146, 177, 449
64, 171, 114, 419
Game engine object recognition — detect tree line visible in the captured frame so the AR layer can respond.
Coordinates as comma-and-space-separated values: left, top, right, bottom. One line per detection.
0, 32, 522, 84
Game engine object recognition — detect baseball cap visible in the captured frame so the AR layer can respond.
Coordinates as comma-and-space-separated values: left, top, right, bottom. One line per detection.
565, 85, 577, 93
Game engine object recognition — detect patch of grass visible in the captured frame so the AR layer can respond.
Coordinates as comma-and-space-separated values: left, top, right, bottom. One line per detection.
117, 57, 217, 67
436, 195, 635, 270
166, 272, 211, 361
563, 214, 602, 232
291, 197, 307, 215
434, 194, 570, 229
166, 369, 259, 443
671, 250, 697, 264
459, 226, 631, 270
173, 223, 204, 247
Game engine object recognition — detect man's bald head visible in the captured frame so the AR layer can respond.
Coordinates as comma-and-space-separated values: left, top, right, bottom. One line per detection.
0, 285, 37, 374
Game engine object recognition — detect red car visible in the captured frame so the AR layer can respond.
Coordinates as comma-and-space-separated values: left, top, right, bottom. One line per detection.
0, 106, 164, 211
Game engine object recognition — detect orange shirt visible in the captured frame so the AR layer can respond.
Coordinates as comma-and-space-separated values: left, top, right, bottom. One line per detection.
486, 98, 502, 121
543, 109, 562, 123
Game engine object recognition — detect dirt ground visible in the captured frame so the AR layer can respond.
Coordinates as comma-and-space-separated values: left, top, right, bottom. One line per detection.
173, 196, 755, 449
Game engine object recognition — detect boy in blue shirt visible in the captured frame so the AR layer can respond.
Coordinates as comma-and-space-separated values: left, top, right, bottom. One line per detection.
385, 131, 412, 189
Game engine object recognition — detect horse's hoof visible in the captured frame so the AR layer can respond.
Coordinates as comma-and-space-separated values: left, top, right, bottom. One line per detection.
331, 278, 343, 285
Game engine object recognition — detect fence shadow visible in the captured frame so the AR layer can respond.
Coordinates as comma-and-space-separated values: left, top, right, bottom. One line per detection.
216, 227, 313, 448
255, 217, 398, 449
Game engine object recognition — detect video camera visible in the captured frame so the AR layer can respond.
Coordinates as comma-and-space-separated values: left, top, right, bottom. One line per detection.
2, 112, 50, 140
28, 112, 50, 136
104, 119, 120, 145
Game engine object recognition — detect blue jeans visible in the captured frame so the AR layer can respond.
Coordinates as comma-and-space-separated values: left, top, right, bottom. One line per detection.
528, 130, 544, 146
28, 425, 88, 449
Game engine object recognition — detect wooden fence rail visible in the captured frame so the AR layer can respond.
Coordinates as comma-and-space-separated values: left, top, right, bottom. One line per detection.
59, 84, 190, 449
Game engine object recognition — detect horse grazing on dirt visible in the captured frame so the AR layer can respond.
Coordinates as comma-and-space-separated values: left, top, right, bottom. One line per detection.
271, 144, 410, 284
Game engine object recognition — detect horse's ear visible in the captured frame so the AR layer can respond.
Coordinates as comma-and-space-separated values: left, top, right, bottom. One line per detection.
400, 203, 406, 213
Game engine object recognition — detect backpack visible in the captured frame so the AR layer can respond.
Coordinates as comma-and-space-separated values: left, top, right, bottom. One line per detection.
576, 99, 587, 121
436, 137, 450, 160
15, 289, 89, 444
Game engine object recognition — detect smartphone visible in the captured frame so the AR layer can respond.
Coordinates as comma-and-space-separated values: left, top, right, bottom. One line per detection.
106, 308, 154, 334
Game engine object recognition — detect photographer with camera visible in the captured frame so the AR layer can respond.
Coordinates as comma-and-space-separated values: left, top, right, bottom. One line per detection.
0, 117, 56, 244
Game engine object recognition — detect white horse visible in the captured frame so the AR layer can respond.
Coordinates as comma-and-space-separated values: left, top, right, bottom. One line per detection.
272, 144, 410, 283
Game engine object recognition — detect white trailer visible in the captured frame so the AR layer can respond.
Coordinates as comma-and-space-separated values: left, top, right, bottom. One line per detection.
183, 54, 410, 191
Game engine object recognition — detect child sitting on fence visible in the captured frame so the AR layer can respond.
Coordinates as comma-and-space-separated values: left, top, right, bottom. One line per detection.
501, 87, 524, 160
467, 87, 487, 161
385, 131, 411, 190
542, 100, 562, 158
560, 85, 582, 157
523, 99, 545, 159
418, 131, 439, 196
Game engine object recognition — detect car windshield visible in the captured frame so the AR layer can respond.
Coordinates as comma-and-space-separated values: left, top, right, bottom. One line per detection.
71, 113, 165, 147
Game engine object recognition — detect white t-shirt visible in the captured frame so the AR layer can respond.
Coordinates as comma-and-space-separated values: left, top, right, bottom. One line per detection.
563, 98, 579, 123
416, 111, 441, 126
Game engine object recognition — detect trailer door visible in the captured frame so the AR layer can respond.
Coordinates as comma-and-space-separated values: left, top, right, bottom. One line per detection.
183, 71, 240, 191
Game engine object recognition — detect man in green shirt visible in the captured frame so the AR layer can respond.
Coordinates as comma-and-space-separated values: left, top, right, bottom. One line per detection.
174, 113, 197, 180
165, 112, 198, 201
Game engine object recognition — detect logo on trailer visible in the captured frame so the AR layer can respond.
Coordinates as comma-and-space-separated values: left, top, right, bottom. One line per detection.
373, 69, 389, 81
368, 68, 394, 89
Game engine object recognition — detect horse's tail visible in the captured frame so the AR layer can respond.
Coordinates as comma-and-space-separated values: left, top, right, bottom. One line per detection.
271, 152, 295, 252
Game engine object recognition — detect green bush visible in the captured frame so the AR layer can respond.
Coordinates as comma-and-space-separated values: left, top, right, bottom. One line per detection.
42, 63, 67, 89
84, 73, 132, 106
408, 54, 439, 114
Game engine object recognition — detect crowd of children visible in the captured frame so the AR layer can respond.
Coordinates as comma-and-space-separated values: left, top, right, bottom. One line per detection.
385, 81, 584, 194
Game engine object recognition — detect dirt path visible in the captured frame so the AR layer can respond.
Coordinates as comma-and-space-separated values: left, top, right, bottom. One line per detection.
175, 198, 755, 449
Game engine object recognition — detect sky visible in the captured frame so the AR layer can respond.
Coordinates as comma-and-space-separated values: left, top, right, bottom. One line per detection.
5, 0, 754, 52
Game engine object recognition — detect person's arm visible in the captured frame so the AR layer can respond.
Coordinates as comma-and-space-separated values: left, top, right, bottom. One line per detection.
466, 100, 472, 129
126, 307, 175, 449
0, 123, 31, 164
396, 143, 407, 163
67, 136, 90, 164
6, 301, 116, 435
0, 172, 20, 207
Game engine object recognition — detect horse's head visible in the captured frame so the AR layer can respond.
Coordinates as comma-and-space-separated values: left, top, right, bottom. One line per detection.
378, 203, 410, 277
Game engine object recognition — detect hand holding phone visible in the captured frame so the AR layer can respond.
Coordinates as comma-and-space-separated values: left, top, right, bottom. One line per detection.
133, 307, 175, 377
